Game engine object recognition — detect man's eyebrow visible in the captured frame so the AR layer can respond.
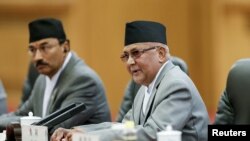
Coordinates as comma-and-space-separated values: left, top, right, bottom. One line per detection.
123, 47, 139, 52
28, 45, 34, 48
130, 48, 139, 51
40, 42, 49, 46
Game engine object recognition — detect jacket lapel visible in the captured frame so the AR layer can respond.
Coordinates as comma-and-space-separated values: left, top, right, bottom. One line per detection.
46, 87, 59, 115
133, 87, 145, 125
36, 76, 46, 116
142, 61, 175, 124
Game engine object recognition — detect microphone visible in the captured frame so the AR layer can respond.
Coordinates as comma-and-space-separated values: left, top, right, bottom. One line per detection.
33, 103, 76, 126
32, 103, 86, 132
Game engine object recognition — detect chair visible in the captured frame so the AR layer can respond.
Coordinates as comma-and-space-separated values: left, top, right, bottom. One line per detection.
214, 58, 250, 124
116, 56, 189, 122
171, 56, 189, 75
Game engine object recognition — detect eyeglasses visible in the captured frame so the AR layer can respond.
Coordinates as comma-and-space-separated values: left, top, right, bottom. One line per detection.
120, 46, 159, 62
28, 43, 59, 56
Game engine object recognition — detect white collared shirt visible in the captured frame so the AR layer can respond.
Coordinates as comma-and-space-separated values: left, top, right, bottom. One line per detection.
42, 52, 72, 117
142, 61, 169, 114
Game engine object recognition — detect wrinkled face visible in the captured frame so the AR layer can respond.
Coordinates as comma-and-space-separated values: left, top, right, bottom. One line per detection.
28, 38, 68, 78
120, 42, 167, 86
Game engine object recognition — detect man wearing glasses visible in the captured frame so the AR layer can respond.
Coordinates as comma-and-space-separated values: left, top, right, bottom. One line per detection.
0, 18, 111, 133
51, 20, 209, 141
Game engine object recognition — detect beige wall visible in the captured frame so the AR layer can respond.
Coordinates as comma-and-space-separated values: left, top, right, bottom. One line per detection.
1, 0, 249, 121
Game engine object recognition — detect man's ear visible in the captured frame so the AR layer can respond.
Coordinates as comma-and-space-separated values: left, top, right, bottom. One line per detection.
63, 41, 70, 53
158, 47, 166, 63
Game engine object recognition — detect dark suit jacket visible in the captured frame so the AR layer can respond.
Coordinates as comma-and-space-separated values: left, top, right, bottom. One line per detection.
214, 58, 250, 124
20, 62, 39, 107
116, 80, 140, 122
78, 61, 209, 141
0, 52, 111, 132
0, 80, 7, 115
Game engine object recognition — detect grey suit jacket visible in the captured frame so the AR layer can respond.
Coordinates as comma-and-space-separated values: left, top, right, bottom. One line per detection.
116, 56, 189, 122
0, 52, 111, 132
78, 61, 209, 141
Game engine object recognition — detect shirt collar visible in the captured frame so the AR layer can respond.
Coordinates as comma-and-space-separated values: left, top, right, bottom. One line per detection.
144, 60, 169, 94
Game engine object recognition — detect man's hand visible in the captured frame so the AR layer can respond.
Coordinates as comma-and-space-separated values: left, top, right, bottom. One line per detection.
50, 128, 71, 141
50, 127, 84, 141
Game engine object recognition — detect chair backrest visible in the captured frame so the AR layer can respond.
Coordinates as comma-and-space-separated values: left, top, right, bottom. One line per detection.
171, 56, 189, 75
226, 58, 250, 123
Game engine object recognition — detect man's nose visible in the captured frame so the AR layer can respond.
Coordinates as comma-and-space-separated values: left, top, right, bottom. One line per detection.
127, 55, 135, 65
33, 49, 43, 61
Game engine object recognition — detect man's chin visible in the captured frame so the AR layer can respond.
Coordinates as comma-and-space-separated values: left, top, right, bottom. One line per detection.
37, 69, 49, 76
132, 78, 143, 85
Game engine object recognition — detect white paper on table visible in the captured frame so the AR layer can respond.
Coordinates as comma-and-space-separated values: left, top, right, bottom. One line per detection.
22, 125, 48, 141
72, 132, 99, 141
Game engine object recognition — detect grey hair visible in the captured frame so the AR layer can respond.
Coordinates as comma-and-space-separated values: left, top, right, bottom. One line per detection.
140, 42, 171, 59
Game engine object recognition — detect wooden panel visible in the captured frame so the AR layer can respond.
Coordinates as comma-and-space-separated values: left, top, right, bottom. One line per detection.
0, 0, 71, 15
